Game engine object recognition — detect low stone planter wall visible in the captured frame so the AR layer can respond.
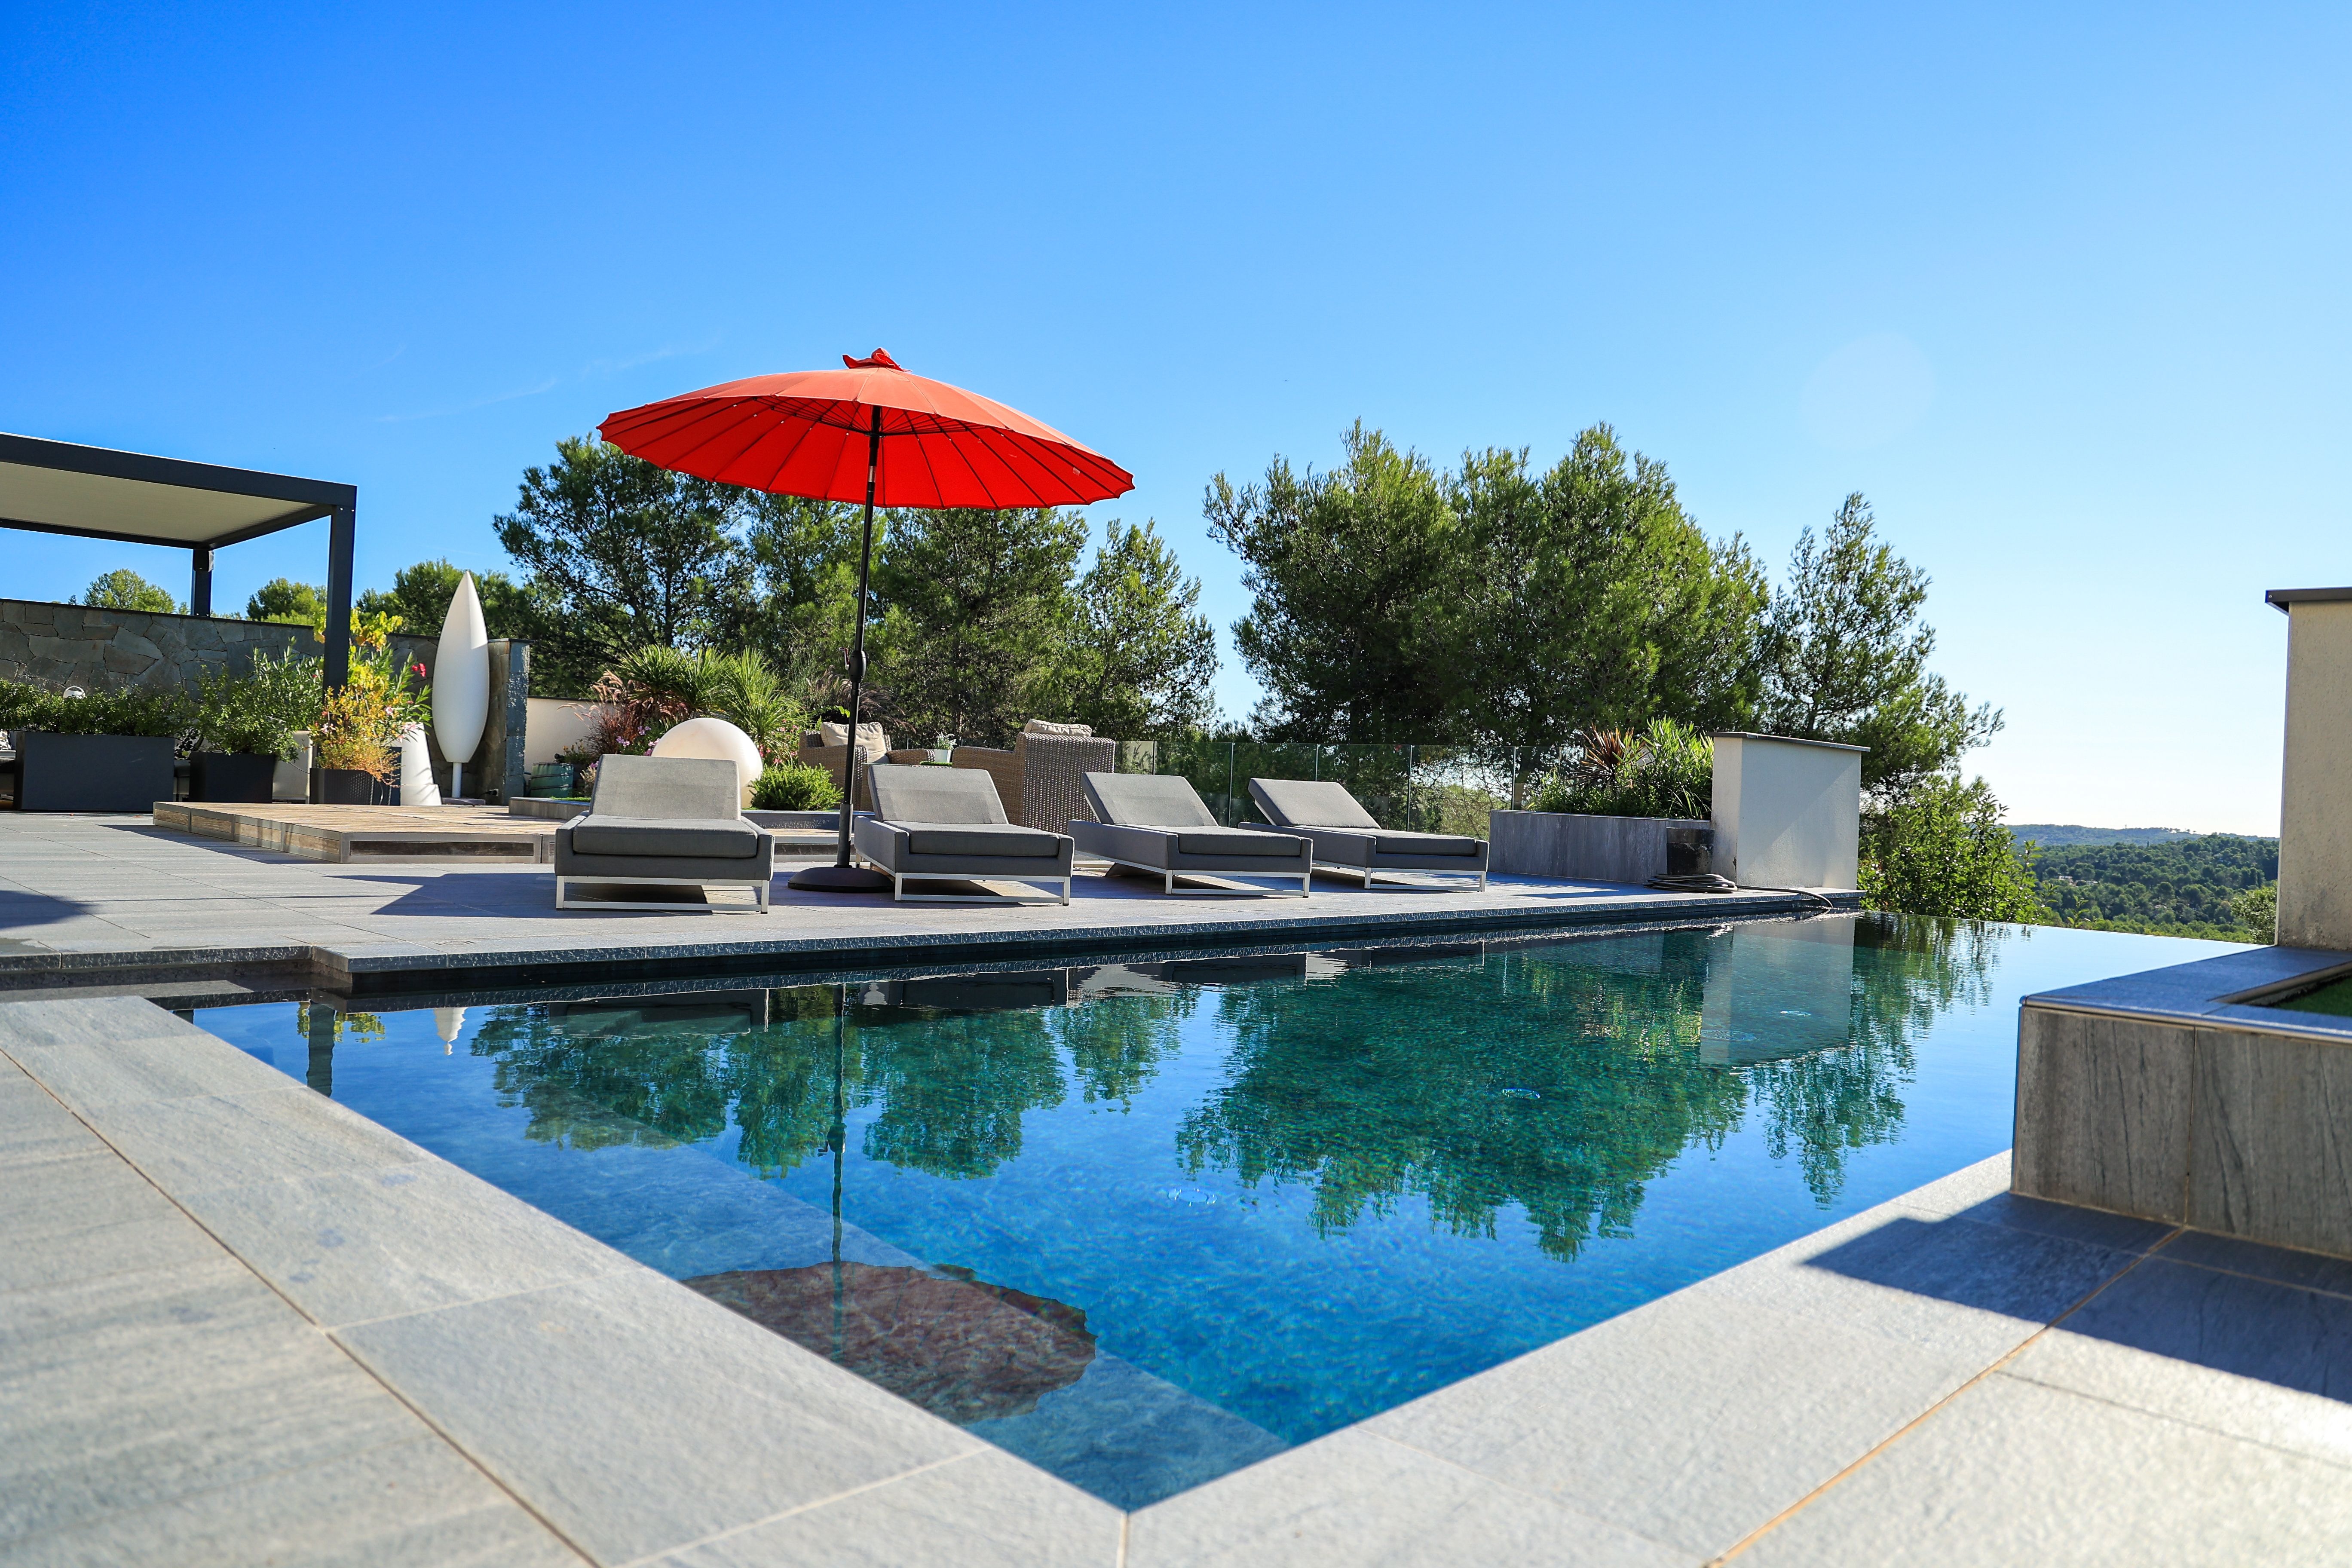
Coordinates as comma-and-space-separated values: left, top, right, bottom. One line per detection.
1488, 810, 1712, 885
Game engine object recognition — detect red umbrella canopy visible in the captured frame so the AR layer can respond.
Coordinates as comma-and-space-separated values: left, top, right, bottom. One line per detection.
598, 349, 1133, 509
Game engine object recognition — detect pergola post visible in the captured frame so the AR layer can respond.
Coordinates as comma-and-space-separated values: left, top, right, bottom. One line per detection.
324, 504, 355, 689
189, 546, 214, 616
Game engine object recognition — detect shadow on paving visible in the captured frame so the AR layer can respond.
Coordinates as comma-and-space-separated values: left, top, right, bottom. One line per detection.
1804, 1193, 2352, 1406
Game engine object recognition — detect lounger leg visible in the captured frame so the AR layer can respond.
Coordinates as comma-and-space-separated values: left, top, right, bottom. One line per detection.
893, 873, 906, 902
1060, 877, 1071, 906
554, 877, 565, 910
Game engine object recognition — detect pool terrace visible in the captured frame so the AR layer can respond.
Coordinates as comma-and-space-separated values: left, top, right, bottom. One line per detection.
6, 810, 2352, 1564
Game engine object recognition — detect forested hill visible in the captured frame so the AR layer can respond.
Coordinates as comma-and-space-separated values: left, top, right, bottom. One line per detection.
2009, 824, 2199, 848
2032, 834, 2278, 936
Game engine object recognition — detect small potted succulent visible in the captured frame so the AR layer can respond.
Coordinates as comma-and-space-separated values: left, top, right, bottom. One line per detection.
190, 668, 298, 803
0, 678, 193, 812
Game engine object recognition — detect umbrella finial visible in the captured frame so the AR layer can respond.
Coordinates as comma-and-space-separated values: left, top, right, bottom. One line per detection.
843, 348, 903, 371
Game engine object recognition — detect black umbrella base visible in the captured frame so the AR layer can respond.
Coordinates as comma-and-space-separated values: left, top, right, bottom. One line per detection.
789, 863, 893, 894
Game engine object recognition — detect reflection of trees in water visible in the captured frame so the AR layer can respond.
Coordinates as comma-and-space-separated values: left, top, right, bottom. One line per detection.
463, 919, 2001, 1248
1177, 962, 1752, 1261
1053, 990, 1197, 1107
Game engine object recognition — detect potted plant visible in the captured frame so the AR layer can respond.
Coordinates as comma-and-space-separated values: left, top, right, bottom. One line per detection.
0, 678, 193, 812
309, 615, 430, 806
190, 668, 297, 803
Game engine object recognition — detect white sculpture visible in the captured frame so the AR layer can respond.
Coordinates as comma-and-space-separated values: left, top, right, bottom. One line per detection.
650, 716, 764, 806
398, 723, 442, 808
435, 572, 490, 800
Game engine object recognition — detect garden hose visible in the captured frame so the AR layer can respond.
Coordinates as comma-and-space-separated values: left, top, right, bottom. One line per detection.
1645, 871, 1837, 911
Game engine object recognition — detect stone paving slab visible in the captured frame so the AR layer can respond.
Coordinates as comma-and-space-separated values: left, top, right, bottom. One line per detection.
0, 811, 1848, 998
12, 984, 2352, 1562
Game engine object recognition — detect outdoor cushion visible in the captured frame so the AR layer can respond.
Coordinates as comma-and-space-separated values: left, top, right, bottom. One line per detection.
900, 822, 1062, 858
820, 720, 890, 750
1083, 771, 1218, 827
870, 763, 1010, 824
591, 753, 742, 822
1023, 719, 1094, 737
1373, 831, 1481, 857
1251, 777, 1381, 830
1175, 827, 1304, 857
570, 814, 763, 859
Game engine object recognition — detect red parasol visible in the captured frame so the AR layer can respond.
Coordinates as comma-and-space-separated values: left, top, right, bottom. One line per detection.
600, 351, 1133, 893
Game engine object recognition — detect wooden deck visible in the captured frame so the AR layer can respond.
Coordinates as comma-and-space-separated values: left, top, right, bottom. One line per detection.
150, 801, 842, 864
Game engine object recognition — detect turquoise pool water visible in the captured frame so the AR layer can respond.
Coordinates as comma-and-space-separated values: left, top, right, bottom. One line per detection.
198, 914, 2239, 1505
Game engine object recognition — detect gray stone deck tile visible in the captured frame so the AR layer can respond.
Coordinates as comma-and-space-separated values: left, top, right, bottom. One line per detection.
1689, 1195, 2143, 1363
0, 1148, 221, 1292
0, 1257, 422, 1542
181, 1161, 638, 1329
1738, 1372, 2352, 1567
0, 1436, 581, 1568
0, 1078, 90, 1166
1883, 1151, 2183, 1253
333, 1269, 981, 1565
7, 1022, 294, 1109
661, 1449, 1119, 1568
2162, 1228, 2352, 1296
2004, 1257, 2352, 1467
0, 994, 196, 1052
1362, 1286, 1980, 1558
1126, 1427, 1681, 1568
80, 1086, 430, 1194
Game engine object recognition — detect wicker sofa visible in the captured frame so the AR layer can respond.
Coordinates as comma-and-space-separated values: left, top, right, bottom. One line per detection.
949, 725, 1119, 833
795, 724, 932, 811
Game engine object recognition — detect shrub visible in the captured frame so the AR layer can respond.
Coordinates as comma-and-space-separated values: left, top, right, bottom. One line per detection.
1859, 774, 2043, 921
1529, 719, 1712, 819
750, 760, 842, 812
193, 669, 297, 759
0, 678, 192, 738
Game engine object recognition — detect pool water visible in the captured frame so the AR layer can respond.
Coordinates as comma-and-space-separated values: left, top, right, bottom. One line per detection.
198, 914, 2239, 1506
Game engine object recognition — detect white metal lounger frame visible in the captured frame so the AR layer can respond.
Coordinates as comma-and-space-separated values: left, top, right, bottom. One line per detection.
555, 874, 772, 913
1100, 856, 1312, 897
1313, 858, 1488, 892
882, 867, 1072, 905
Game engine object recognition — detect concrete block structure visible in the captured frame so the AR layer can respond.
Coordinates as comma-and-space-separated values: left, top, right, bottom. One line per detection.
1709, 732, 1863, 890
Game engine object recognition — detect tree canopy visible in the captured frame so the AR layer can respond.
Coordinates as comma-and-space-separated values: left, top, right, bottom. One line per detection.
246, 577, 326, 628
356, 559, 530, 641
76, 568, 180, 614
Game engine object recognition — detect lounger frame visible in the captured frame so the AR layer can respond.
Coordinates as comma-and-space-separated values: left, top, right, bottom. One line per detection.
554, 874, 772, 913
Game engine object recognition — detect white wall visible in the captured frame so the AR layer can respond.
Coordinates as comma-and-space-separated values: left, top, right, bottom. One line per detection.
1710, 733, 1863, 891
2277, 597, 2352, 950
524, 697, 605, 765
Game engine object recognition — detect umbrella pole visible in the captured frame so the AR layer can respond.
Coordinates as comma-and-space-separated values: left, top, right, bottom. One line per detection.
790, 407, 892, 892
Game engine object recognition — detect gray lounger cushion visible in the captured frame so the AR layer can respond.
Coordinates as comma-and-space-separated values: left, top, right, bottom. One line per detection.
852, 817, 1074, 876
1366, 830, 1481, 857
869, 763, 1011, 825
1082, 771, 1219, 828
1250, 778, 1381, 830
901, 823, 1062, 858
570, 815, 763, 859
1073, 772, 1309, 873
592, 753, 742, 821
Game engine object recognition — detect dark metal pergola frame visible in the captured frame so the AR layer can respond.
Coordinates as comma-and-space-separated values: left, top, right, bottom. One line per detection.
0, 432, 359, 686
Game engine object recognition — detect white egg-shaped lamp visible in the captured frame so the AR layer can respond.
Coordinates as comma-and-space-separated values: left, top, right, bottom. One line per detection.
432, 1006, 467, 1053
398, 722, 442, 808
650, 716, 763, 807
434, 572, 491, 800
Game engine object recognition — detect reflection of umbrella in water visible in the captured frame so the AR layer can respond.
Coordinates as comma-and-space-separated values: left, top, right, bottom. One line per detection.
682, 1262, 1094, 1424
680, 983, 1093, 1423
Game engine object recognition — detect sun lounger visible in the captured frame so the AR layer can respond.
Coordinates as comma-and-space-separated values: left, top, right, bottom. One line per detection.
1070, 772, 1312, 896
1248, 777, 1489, 890
553, 753, 775, 911
852, 763, 1075, 903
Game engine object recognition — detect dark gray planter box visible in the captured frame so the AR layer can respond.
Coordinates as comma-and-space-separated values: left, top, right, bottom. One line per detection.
311, 766, 390, 805
15, 732, 177, 813
191, 752, 278, 803
1488, 809, 1713, 885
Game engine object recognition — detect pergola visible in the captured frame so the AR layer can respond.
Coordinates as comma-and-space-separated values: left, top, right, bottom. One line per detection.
0, 432, 358, 685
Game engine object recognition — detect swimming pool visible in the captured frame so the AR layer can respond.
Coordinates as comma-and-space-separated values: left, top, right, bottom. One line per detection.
196, 913, 2240, 1506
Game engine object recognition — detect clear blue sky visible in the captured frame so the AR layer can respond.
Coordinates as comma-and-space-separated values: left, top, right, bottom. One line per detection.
7, 3, 2344, 835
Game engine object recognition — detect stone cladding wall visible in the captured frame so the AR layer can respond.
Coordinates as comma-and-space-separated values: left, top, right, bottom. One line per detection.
0, 598, 435, 692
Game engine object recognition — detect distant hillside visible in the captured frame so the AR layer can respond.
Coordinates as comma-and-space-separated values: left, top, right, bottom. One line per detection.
2032, 833, 2277, 939
2008, 824, 2216, 848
